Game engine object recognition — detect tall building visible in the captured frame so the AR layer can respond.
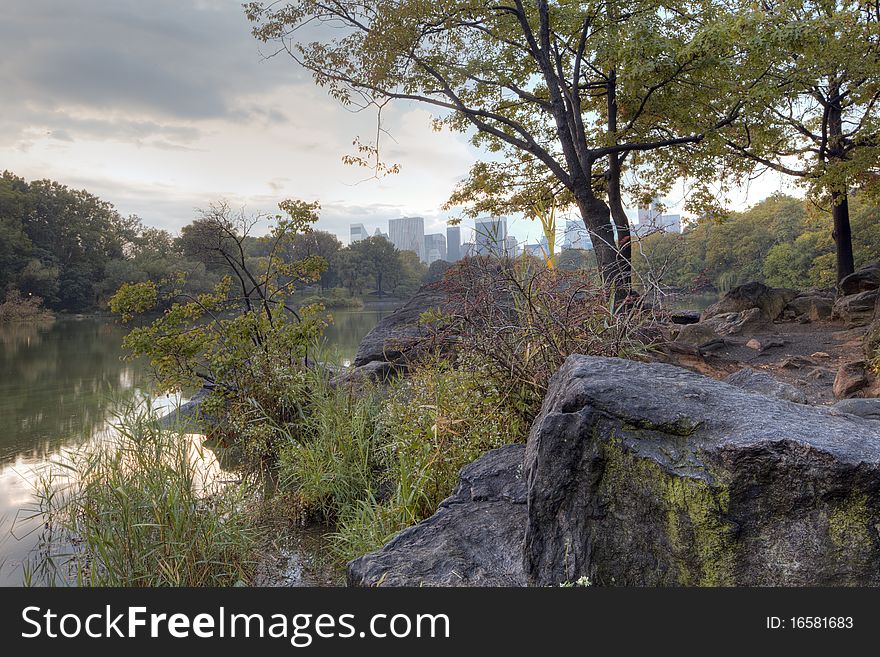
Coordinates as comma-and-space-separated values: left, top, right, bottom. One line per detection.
373, 227, 389, 240
446, 225, 461, 261
563, 220, 592, 250
505, 235, 520, 258
350, 223, 369, 243
424, 233, 447, 264
461, 242, 476, 258
474, 216, 508, 256
636, 200, 681, 235
388, 216, 425, 262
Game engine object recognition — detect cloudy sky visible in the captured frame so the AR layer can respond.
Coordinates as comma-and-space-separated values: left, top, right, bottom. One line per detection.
0, 0, 791, 246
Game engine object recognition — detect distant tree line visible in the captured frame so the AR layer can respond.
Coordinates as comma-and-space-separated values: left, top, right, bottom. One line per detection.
0, 172, 427, 313
635, 194, 880, 293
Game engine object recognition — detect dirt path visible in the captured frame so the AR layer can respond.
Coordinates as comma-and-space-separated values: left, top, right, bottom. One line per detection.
668, 319, 873, 404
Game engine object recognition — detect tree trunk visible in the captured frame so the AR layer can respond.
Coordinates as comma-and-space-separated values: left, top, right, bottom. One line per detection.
574, 191, 619, 285
606, 153, 632, 291
603, 66, 631, 291
831, 189, 855, 284
827, 84, 856, 284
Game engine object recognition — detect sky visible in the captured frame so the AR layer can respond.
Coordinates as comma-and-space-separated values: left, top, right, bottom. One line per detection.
0, 0, 795, 247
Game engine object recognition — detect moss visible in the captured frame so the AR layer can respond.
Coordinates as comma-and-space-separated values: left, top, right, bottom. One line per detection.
828, 495, 874, 553
599, 438, 736, 586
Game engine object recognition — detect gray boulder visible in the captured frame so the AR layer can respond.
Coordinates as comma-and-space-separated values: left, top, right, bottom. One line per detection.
833, 289, 879, 326
833, 398, 880, 422
724, 368, 807, 404
785, 294, 834, 321
353, 287, 450, 367
347, 445, 527, 587
702, 282, 797, 322
524, 355, 880, 587
839, 262, 880, 295
675, 308, 769, 346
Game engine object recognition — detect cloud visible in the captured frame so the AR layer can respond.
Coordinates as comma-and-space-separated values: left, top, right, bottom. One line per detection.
0, 0, 302, 147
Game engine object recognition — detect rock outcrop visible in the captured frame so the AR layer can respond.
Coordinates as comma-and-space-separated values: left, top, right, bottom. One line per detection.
353, 287, 449, 368
524, 356, 880, 586
833, 289, 879, 327
701, 282, 797, 322
347, 445, 527, 587
676, 308, 770, 346
833, 398, 880, 422
840, 262, 880, 295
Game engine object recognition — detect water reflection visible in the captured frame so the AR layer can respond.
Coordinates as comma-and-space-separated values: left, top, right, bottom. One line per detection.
0, 308, 397, 585
0, 318, 152, 466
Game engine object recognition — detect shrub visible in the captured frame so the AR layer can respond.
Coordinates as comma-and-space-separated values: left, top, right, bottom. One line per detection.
431, 257, 652, 422
0, 289, 54, 323
24, 400, 261, 586
296, 288, 364, 310
109, 201, 330, 466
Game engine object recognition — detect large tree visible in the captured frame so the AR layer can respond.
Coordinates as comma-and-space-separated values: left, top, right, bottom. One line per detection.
719, 0, 880, 284
247, 0, 739, 286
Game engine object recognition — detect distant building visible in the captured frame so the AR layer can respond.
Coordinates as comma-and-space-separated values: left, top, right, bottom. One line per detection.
425, 233, 447, 264
461, 242, 476, 258
505, 235, 520, 258
563, 220, 592, 250
474, 216, 508, 256
388, 216, 426, 262
350, 223, 369, 243
446, 225, 461, 261
373, 227, 389, 240
524, 243, 544, 257
635, 200, 681, 235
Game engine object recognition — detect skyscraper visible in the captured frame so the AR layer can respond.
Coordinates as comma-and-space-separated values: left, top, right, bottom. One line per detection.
505, 235, 520, 258
474, 216, 508, 256
563, 220, 592, 250
373, 227, 389, 240
446, 225, 461, 261
636, 199, 681, 235
350, 223, 369, 243
388, 216, 425, 262
424, 233, 447, 264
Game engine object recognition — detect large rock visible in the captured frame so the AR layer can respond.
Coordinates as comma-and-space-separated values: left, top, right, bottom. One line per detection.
524, 355, 880, 587
724, 368, 807, 404
785, 294, 834, 321
833, 360, 871, 399
675, 308, 769, 346
353, 287, 449, 367
701, 282, 797, 322
833, 289, 879, 326
839, 262, 880, 295
347, 445, 527, 587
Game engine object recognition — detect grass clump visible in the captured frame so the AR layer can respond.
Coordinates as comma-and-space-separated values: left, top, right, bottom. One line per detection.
278, 360, 526, 563
25, 399, 261, 587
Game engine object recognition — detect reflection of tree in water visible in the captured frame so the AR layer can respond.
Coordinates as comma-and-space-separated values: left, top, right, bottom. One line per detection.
0, 319, 152, 466
322, 310, 394, 363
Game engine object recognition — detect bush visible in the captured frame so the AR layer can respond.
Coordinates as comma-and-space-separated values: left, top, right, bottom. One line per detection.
431, 257, 652, 422
295, 288, 364, 310
24, 400, 261, 586
0, 289, 54, 323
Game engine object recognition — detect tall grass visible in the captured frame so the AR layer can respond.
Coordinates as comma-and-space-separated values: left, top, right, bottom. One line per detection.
24, 399, 261, 586
277, 361, 526, 563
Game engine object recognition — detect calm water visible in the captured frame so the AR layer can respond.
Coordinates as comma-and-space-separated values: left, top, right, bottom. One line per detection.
0, 308, 394, 585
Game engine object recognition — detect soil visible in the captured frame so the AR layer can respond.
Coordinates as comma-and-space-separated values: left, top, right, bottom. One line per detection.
667, 318, 876, 404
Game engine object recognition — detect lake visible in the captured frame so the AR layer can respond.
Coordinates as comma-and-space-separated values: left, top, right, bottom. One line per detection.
0, 307, 395, 585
